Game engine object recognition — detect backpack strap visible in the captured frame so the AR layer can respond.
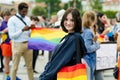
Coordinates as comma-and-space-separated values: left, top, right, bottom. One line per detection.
15, 14, 27, 26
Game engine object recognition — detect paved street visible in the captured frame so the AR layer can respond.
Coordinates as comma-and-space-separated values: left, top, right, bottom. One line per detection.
0, 51, 116, 80
0, 50, 49, 80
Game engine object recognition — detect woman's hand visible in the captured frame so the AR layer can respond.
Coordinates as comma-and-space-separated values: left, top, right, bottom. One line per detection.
93, 33, 99, 42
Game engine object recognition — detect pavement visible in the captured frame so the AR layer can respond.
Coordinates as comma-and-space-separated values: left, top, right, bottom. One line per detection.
0, 51, 117, 80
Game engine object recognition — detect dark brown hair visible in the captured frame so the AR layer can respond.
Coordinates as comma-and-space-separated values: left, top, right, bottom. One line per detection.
61, 8, 82, 33
2, 10, 11, 17
18, 2, 28, 11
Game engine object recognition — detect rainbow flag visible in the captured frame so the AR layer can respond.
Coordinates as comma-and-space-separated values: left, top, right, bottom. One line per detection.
57, 64, 87, 80
28, 28, 67, 51
97, 34, 104, 42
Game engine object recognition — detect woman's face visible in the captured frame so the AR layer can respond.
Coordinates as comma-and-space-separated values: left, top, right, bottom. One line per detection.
99, 15, 107, 23
64, 13, 75, 33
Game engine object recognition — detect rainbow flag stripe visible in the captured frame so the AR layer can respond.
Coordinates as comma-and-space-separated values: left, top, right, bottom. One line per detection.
57, 64, 87, 80
97, 34, 104, 42
28, 28, 67, 51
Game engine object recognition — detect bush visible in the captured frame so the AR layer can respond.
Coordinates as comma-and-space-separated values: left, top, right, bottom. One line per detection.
32, 6, 47, 16
102, 11, 117, 19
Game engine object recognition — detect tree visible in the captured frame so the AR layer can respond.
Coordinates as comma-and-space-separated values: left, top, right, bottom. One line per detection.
32, 6, 47, 16
103, 10, 117, 18
63, 0, 82, 11
35, 0, 61, 15
90, 0, 102, 11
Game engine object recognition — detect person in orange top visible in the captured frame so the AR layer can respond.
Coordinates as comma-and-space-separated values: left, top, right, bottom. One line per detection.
117, 32, 120, 80
0, 10, 12, 80
117, 33, 120, 51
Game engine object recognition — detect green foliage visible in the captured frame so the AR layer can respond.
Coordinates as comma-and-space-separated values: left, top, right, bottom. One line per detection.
90, 0, 102, 11
82, 10, 117, 19
48, 0, 61, 14
64, 0, 82, 10
34, 0, 118, 19
102, 11, 117, 18
71, 0, 82, 10
76, 0, 82, 10
32, 6, 47, 16
89, 0, 117, 19
35, 0, 61, 15
35, 0, 46, 2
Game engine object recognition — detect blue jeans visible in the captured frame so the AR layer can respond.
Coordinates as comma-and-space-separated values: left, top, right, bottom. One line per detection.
83, 52, 96, 80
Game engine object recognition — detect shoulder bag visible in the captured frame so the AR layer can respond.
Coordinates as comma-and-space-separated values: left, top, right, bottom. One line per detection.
15, 14, 27, 26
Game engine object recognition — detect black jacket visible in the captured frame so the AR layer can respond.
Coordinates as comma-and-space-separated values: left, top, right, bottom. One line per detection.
39, 33, 86, 80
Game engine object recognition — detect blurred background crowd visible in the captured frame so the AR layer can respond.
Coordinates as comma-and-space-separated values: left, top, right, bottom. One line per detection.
0, 0, 120, 80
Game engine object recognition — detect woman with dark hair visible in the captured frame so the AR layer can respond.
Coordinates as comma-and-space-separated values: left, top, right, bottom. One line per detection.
97, 13, 111, 34
39, 7, 87, 80
97, 12, 111, 41
97, 13, 105, 34
95, 12, 111, 80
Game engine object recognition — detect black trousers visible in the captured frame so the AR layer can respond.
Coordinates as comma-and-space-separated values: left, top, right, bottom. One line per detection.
0, 47, 3, 69
32, 50, 39, 70
49, 51, 53, 60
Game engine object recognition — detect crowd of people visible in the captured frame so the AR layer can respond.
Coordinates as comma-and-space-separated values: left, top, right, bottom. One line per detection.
0, 2, 120, 80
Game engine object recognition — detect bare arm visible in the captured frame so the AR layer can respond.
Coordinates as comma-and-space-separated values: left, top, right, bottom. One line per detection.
2, 28, 8, 33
